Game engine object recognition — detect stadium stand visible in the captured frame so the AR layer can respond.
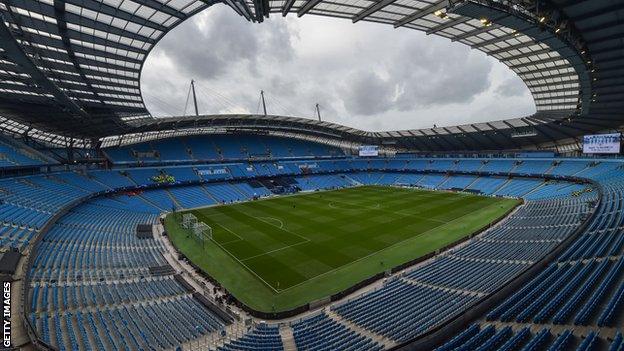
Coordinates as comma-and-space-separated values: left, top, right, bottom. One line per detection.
291, 313, 383, 351
215, 324, 284, 351
0, 134, 619, 351
0, 135, 50, 167
3, 152, 615, 351
2, 0, 623, 348
102, 134, 344, 164
435, 164, 624, 351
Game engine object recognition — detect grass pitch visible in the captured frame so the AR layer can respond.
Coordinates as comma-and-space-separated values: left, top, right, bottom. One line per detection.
165, 185, 519, 312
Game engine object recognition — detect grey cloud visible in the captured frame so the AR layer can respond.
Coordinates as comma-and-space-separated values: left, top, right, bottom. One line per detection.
496, 76, 530, 97
141, 9, 534, 130
392, 38, 493, 110
157, 14, 251, 80
259, 18, 298, 63
339, 70, 395, 116
336, 34, 493, 117
267, 75, 300, 97
155, 6, 297, 82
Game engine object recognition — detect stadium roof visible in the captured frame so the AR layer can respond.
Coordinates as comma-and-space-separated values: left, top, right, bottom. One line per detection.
107, 111, 581, 151
0, 0, 622, 150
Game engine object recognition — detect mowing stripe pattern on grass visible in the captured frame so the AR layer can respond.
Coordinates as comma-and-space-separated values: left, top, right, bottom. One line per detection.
168, 186, 518, 307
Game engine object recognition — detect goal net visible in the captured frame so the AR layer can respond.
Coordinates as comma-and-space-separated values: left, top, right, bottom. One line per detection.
181, 213, 212, 244
182, 213, 197, 229
192, 222, 212, 242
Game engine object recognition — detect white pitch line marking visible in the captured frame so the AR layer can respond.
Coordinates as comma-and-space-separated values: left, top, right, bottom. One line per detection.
253, 216, 310, 243
209, 238, 280, 294
255, 216, 284, 229
278, 200, 512, 293
241, 240, 310, 262
328, 198, 446, 224
211, 221, 245, 241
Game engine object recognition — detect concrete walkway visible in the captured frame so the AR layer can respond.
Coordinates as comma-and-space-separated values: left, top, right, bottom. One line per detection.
325, 309, 396, 349
279, 325, 298, 351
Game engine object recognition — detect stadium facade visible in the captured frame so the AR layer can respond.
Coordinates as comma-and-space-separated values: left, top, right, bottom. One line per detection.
0, 0, 623, 350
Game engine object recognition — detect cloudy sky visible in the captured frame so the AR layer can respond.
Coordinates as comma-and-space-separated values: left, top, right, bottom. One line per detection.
141, 5, 535, 132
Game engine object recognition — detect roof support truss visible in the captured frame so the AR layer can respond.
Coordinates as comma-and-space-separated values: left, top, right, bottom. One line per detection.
0, 19, 91, 122
394, 0, 448, 28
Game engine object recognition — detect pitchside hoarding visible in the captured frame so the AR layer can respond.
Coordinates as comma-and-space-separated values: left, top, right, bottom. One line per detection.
359, 145, 379, 157
583, 133, 621, 154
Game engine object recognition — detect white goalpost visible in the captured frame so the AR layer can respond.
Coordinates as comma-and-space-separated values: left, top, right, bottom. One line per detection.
193, 222, 213, 242
182, 213, 212, 246
182, 213, 197, 229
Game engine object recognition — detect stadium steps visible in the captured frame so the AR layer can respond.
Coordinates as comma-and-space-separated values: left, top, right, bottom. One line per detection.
165, 189, 183, 209
375, 173, 388, 185
199, 185, 222, 203
492, 178, 513, 195
573, 163, 592, 176
521, 181, 547, 198
57, 314, 71, 350
257, 137, 271, 157
544, 163, 557, 175
373, 172, 385, 185
211, 140, 225, 160
437, 175, 451, 189
509, 162, 520, 174
228, 182, 250, 199
182, 322, 249, 350
392, 173, 405, 185
325, 308, 397, 349
88, 175, 116, 191
342, 174, 362, 186
412, 173, 426, 184
122, 172, 140, 186
91, 315, 116, 350
476, 161, 487, 172
279, 324, 298, 351
139, 194, 169, 212
462, 176, 481, 191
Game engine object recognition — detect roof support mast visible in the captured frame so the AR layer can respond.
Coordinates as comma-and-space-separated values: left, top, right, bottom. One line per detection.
191, 79, 199, 117
260, 90, 268, 116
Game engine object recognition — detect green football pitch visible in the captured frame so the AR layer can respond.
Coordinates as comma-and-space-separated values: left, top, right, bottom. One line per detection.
164, 185, 519, 312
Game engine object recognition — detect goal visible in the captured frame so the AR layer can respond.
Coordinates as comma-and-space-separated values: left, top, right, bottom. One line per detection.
192, 222, 213, 242
182, 213, 197, 229
181, 213, 212, 246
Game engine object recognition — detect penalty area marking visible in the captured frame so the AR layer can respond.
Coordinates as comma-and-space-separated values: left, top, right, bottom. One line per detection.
255, 216, 284, 229
240, 240, 310, 262
209, 237, 281, 293
253, 216, 310, 243
210, 221, 244, 246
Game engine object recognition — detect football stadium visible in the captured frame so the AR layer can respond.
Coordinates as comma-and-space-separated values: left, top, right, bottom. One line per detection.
0, 0, 623, 350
